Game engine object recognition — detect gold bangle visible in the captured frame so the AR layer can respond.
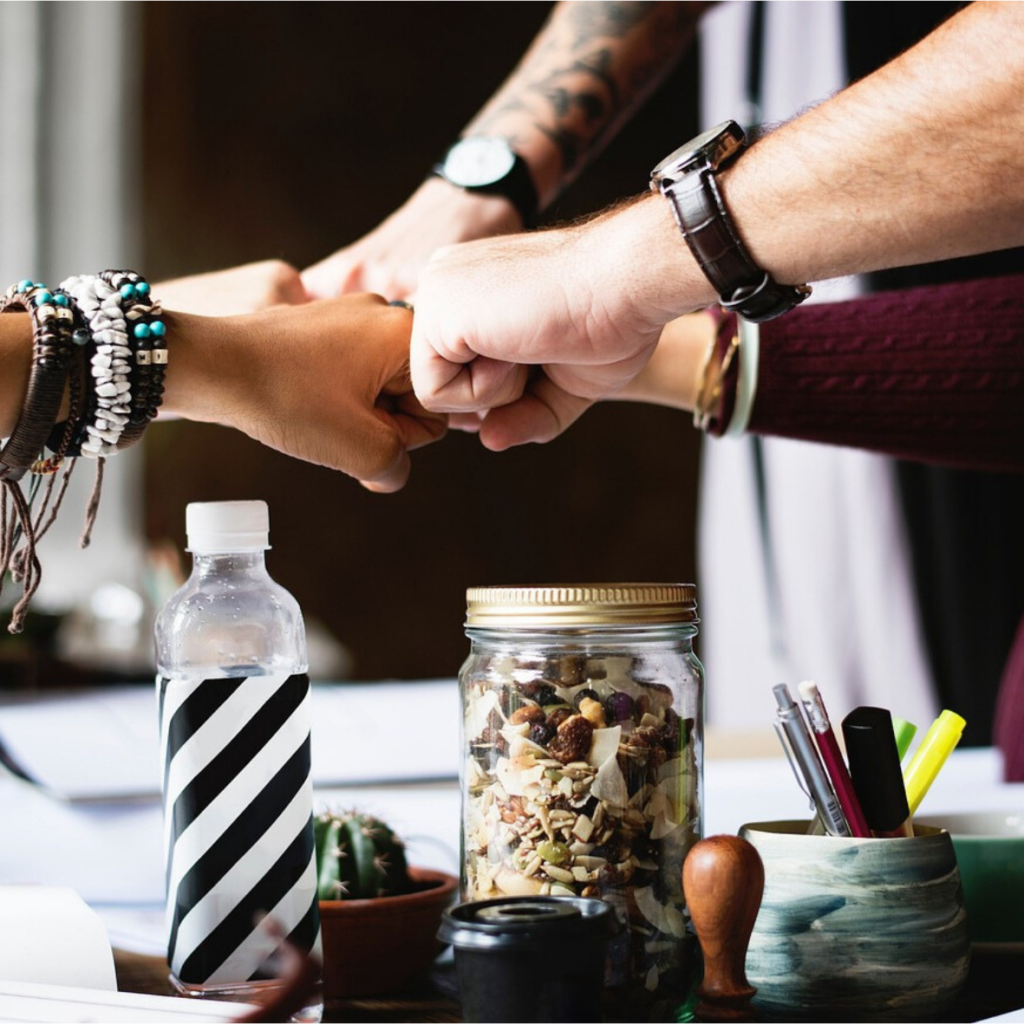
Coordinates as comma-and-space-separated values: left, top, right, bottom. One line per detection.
693, 329, 739, 432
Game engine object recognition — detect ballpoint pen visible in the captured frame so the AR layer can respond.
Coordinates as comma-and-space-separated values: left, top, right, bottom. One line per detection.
797, 681, 870, 837
842, 706, 914, 837
773, 683, 850, 837
903, 710, 967, 815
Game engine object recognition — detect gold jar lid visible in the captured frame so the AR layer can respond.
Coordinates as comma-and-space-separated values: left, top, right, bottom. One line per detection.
465, 583, 697, 627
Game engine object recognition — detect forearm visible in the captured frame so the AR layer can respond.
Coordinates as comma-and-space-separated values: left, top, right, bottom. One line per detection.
725, 1, 1024, 286
466, 1, 705, 207
592, 3, 1024, 331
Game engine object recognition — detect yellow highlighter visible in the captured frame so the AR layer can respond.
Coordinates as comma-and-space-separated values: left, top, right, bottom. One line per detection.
903, 710, 967, 815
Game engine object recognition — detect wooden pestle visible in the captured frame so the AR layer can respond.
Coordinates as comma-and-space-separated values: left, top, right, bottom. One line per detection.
682, 835, 766, 1023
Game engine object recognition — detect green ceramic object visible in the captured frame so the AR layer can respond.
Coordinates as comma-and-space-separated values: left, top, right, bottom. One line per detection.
918, 811, 1024, 944
738, 821, 970, 1022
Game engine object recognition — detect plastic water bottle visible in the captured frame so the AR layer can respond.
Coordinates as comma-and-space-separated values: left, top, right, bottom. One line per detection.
155, 500, 322, 1020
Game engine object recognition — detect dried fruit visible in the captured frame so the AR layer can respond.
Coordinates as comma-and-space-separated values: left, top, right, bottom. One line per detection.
573, 688, 601, 711
510, 704, 545, 726
663, 707, 682, 749
529, 720, 556, 746
628, 726, 663, 750
519, 682, 559, 706
546, 706, 573, 730
548, 714, 594, 765
605, 691, 635, 723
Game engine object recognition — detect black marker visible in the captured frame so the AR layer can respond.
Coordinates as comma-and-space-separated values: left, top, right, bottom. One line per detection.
841, 706, 914, 838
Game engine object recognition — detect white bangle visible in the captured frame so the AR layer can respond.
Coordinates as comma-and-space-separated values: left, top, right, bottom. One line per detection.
725, 315, 760, 437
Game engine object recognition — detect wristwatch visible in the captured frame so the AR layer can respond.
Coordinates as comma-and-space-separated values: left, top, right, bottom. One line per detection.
433, 137, 539, 228
650, 121, 810, 322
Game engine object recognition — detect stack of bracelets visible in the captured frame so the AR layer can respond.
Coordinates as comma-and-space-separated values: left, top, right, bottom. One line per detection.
0, 270, 164, 632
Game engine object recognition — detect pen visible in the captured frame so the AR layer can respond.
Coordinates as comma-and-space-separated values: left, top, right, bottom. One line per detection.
797, 681, 870, 838
773, 683, 850, 837
842, 706, 914, 838
892, 716, 918, 762
903, 710, 966, 815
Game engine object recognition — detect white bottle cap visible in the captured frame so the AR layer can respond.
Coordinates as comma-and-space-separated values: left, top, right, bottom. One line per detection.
186, 500, 270, 552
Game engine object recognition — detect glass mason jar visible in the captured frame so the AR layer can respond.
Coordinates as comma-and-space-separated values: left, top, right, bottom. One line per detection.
459, 584, 704, 1022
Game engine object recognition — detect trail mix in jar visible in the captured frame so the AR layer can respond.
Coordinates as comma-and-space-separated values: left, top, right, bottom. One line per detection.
462, 651, 700, 1019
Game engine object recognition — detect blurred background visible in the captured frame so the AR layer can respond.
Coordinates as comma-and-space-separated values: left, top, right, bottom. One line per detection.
0, 1, 703, 687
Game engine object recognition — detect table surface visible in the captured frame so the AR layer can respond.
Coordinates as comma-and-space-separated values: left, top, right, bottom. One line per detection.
112, 945, 1024, 1023
3, 701, 1018, 1023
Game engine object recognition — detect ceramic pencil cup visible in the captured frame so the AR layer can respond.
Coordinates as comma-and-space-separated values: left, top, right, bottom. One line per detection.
738, 821, 970, 1022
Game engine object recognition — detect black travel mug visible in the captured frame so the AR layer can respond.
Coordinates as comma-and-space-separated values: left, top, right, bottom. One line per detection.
438, 896, 617, 1023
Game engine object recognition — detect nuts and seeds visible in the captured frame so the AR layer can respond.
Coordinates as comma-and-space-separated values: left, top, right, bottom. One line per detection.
462, 651, 701, 1020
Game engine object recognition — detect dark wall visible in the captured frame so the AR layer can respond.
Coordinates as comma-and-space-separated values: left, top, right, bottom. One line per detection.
141, 2, 703, 679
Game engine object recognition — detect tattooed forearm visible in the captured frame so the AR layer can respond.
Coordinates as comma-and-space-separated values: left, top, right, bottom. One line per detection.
465, 1, 710, 205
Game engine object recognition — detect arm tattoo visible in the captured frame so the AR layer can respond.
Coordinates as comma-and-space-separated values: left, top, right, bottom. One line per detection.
471, 2, 702, 181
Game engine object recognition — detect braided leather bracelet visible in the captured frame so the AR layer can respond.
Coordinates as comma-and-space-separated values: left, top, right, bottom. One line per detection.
0, 282, 74, 481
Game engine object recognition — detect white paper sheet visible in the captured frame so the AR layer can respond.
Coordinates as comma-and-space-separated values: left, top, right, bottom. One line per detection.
0, 888, 115, 992
0, 679, 459, 801
0, 979, 252, 1022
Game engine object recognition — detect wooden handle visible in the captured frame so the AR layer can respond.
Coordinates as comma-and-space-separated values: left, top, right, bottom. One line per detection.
683, 835, 765, 1022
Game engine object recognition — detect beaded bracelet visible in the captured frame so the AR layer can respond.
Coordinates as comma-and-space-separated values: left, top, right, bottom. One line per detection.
41, 290, 97, 465
59, 273, 134, 458
99, 270, 166, 450
0, 281, 74, 481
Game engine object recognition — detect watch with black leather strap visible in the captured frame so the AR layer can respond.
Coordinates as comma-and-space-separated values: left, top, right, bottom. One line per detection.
650, 121, 810, 323
433, 137, 539, 228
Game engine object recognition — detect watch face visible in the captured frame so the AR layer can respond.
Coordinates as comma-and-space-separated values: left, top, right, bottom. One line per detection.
651, 120, 744, 180
443, 138, 516, 188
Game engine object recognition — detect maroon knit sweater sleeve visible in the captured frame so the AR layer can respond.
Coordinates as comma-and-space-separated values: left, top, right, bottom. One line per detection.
746, 273, 1024, 473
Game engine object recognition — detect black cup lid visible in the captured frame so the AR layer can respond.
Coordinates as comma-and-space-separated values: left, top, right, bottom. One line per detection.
439, 896, 617, 951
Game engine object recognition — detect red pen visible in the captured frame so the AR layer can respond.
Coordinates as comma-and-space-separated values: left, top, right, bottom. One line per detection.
797, 681, 871, 837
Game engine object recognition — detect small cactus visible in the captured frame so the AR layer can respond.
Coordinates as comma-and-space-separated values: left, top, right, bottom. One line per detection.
314, 809, 412, 901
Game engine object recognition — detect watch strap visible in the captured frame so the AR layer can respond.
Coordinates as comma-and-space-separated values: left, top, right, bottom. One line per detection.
659, 157, 810, 322
432, 150, 539, 229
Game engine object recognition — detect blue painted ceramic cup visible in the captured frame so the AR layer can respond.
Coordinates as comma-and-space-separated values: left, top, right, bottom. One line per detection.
738, 821, 970, 1022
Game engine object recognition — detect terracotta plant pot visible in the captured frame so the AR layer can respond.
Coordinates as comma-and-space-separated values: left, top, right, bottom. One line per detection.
318, 866, 458, 1000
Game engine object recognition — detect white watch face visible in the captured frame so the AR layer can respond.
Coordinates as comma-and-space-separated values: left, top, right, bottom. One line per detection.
443, 138, 516, 188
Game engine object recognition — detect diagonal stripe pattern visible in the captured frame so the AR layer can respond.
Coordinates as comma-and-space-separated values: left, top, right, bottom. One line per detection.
159, 672, 321, 986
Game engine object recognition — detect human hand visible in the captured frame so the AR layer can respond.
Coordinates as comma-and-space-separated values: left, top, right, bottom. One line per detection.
161, 294, 446, 492
156, 260, 308, 317
301, 178, 522, 301
410, 197, 697, 450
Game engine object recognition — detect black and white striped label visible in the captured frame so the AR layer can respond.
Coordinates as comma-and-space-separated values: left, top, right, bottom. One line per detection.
158, 671, 321, 986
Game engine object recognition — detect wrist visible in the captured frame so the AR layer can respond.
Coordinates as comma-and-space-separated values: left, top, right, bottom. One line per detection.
588, 194, 715, 331
615, 311, 717, 411
159, 311, 247, 427
413, 175, 524, 239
